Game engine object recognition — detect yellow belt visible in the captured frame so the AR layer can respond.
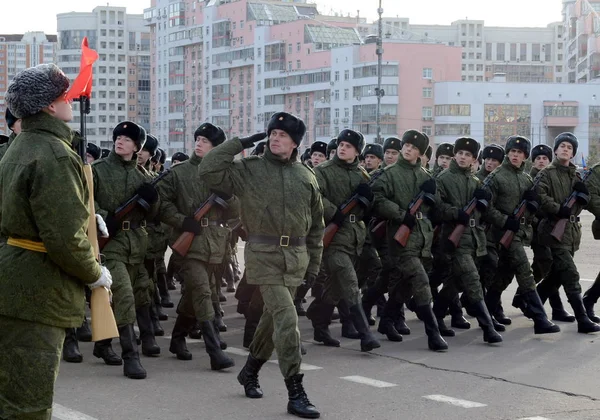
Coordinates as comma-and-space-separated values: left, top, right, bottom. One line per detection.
7, 237, 47, 253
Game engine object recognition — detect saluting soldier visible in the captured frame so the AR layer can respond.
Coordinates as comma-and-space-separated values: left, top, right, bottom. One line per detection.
199, 112, 323, 418
0, 63, 112, 418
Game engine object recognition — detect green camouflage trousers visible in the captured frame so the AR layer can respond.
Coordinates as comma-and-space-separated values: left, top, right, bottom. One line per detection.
531, 241, 552, 283
322, 249, 361, 306
488, 240, 536, 294
387, 255, 432, 306
106, 260, 152, 326
439, 253, 485, 305
176, 259, 216, 323
356, 243, 381, 290
249, 285, 301, 379
0, 315, 64, 420
543, 248, 581, 296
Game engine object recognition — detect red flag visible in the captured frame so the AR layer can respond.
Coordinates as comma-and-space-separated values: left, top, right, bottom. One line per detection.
65, 37, 99, 101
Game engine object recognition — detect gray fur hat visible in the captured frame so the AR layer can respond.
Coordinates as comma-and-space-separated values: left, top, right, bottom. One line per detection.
5, 64, 70, 119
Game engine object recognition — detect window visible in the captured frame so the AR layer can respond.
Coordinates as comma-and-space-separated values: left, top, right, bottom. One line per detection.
510, 43, 517, 61
422, 106, 433, 119
520, 43, 527, 61
422, 87, 432, 98
435, 105, 471, 116
297, 42, 301, 52
334, 71, 340, 81
532, 44, 540, 61
288, 44, 292, 54
344, 70, 349, 80
297, 60, 301, 69
344, 89, 349, 100
335, 108, 339, 118
544, 105, 578, 117
486, 43, 492, 60
334, 90, 339, 101
434, 124, 471, 136
422, 68, 432, 79
422, 126, 432, 136
496, 43, 505, 61
484, 104, 531, 146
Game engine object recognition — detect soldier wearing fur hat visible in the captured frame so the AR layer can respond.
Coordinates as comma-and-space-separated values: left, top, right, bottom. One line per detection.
138, 133, 159, 171
86, 142, 102, 163
382, 136, 401, 167
0, 108, 22, 161
306, 128, 381, 354
310, 141, 328, 167
91, 121, 162, 379
301, 149, 313, 168
476, 144, 505, 181
434, 137, 503, 345
157, 122, 236, 370
199, 111, 323, 418
327, 138, 338, 160
483, 136, 560, 335
364, 143, 384, 172
0, 63, 112, 418
172, 151, 189, 165
422, 145, 432, 171
535, 133, 600, 333
433, 143, 454, 177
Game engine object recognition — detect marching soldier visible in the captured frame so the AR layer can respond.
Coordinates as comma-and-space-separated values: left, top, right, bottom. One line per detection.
327, 138, 337, 160
382, 136, 401, 167
483, 136, 559, 335
476, 144, 504, 181
535, 133, 600, 333
0, 63, 112, 418
363, 143, 383, 172
199, 112, 323, 418
306, 129, 381, 352
422, 145, 432, 170
310, 141, 328, 167
432, 142, 454, 177
583, 158, 600, 322
372, 130, 447, 350
92, 121, 161, 379
0, 109, 21, 161
86, 142, 102, 163
158, 122, 236, 370
171, 151, 189, 165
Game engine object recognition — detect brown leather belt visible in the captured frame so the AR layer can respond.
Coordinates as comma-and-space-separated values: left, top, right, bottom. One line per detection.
248, 234, 306, 247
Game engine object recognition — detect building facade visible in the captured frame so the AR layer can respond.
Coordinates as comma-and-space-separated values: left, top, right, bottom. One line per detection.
562, 0, 600, 83
0, 32, 57, 133
57, 6, 150, 149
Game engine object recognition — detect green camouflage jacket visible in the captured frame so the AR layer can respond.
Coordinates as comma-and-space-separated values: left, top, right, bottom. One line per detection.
476, 166, 491, 182
0, 112, 101, 328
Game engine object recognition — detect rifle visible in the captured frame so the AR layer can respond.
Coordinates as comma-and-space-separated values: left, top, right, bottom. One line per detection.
69, 37, 118, 341
97, 168, 170, 250
393, 190, 435, 247
551, 170, 591, 242
171, 194, 229, 257
499, 176, 542, 249
447, 175, 493, 249
323, 170, 383, 248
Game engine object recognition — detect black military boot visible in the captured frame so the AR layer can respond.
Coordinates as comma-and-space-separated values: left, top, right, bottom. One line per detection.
375, 295, 386, 318
433, 296, 455, 337
448, 295, 470, 329
377, 299, 403, 342
339, 300, 361, 339
157, 273, 174, 308
311, 282, 323, 299
416, 304, 449, 351
549, 291, 576, 322
294, 283, 311, 316
348, 303, 381, 352
485, 289, 511, 326
213, 303, 227, 332
583, 278, 600, 323
567, 293, 600, 334
225, 263, 237, 293
189, 320, 202, 339
237, 354, 267, 398
118, 324, 146, 379
76, 317, 92, 342
213, 318, 228, 350
471, 300, 503, 344
155, 302, 169, 321
521, 290, 560, 334
306, 300, 340, 347
63, 328, 83, 363
149, 302, 165, 336
284, 373, 321, 419
361, 286, 382, 326
394, 305, 411, 335
169, 315, 194, 361
200, 319, 234, 370
136, 305, 161, 357
93, 338, 122, 365
218, 287, 227, 302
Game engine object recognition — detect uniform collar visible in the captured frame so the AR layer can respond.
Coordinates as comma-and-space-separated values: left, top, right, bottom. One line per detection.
500, 156, 525, 173
550, 159, 576, 174
332, 153, 359, 170
262, 142, 299, 166
396, 154, 420, 169
108, 150, 138, 169
449, 159, 472, 175
189, 152, 202, 166
21, 112, 73, 146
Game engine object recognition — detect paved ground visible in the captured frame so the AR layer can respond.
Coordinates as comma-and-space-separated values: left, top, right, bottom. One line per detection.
52, 212, 600, 420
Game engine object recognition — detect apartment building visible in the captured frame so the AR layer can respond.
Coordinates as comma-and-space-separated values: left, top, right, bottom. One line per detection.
57, 6, 151, 149
562, 0, 600, 83
0, 32, 57, 133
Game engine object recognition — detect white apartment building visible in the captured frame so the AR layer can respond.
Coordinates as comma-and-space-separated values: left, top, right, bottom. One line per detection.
57, 6, 150, 149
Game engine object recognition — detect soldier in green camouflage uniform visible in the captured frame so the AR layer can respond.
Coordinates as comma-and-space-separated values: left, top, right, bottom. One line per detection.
535, 133, 600, 333
434, 137, 503, 344
432, 142, 454, 177
484, 136, 559, 334
0, 109, 20, 162
306, 129, 380, 352
92, 121, 161, 379
0, 64, 112, 419
199, 112, 323, 418
157, 123, 236, 370
583, 160, 600, 322
372, 130, 448, 351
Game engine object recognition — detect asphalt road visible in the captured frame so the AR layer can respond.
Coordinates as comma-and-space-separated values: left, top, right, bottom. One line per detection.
52, 212, 600, 420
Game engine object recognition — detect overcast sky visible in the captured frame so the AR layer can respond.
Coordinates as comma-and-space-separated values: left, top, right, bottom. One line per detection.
1, 0, 563, 34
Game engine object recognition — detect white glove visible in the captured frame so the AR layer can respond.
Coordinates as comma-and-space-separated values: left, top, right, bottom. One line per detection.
89, 266, 112, 290
96, 214, 109, 238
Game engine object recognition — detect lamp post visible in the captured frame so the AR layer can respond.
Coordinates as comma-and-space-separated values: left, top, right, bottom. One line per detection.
375, 0, 384, 145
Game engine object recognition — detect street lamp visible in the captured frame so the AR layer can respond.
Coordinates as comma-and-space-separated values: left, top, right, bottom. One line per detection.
375, 0, 384, 145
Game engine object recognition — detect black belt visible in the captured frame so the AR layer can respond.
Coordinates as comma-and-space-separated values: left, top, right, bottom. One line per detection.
197, 217, 224, 227
248, 234, 306, 247
121, 220, 146, 231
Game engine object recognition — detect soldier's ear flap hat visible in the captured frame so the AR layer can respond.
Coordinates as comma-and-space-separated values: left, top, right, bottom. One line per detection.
301, 149, 311, 163
151, 148, 162, 164
194, 122, 226, 146
158, 147, 166, 164
454, 137, 480, 157
401, 129, 429, 155
326, 138, 338, 156
435, 143, 454, 158
267, 112, 306, 146
337, 129, 365, 153
5, 63, 70, 119
171, 152, 189, 162
310, 141, 328, 157
505, 136, 531, 159
143, 134, 159, 157
5, 108, 18, 130
86, 142, 101, 160
477, 150, 483, 165
364, 143, 384, 160
113, 121, 146, 152
424, 145, 433, 161
383, 136, 401, 152
531, 144, 553, 162
482, 144, 506, 161
554, 132, 578, 156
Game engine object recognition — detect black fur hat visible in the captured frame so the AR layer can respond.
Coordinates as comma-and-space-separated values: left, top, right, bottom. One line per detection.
194, 123, 226, 146
435, 143, 454, 158
424, 145, 433, 161
554, 132, 578, 156
151, 148, 162, 164
310, 141, 328, 156
158, 147, 166, 164
337, 129, 365, 153
505, 136, 531, 159
327, 138, 338, 156
113, 121, 146, 152
454, 137, 480, 158
101, 148, 110, 158
86, 142, 101, 160
383, 136, 401, 152
531, 144, 553, 162
171, 152, 189, 162
267, 112, 306, 146
5, 108, 17, 130
364, 143, 384, 160
482, 144, 506, 162
143, 134, 159, 157
401, 129, 429, 155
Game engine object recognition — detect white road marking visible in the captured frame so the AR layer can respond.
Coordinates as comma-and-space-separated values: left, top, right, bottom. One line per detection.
423, 394, 487, 408
519, 417, 553, 420
341, 375, 397, 388
268, 359, 323, 371
52, 403, 98, 420
581, 278, 594, 282
162, 335, 204, 344
224, 346, 250, 357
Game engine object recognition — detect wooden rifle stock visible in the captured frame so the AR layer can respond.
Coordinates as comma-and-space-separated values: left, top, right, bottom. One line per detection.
550, 170, 590, 242
393, 194, 425, 247
499, 177, 542, 249
370, 220, 386, 239
172, 193, 219, 257
323, 200, 358, 248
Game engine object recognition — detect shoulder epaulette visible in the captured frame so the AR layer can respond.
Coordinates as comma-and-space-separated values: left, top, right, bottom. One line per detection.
358, 165, 370, 181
